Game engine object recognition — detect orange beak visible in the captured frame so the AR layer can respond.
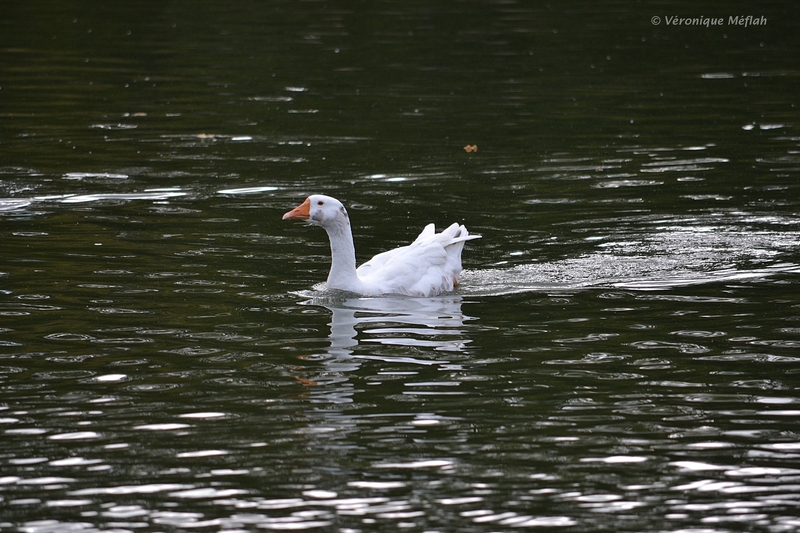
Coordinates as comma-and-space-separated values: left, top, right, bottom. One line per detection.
282, 197, 311, 220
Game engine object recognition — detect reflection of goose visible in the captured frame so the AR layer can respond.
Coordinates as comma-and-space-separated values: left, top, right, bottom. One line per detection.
283, 195, 480, 297
303, 293, 473, 361
293, 294, 473, 406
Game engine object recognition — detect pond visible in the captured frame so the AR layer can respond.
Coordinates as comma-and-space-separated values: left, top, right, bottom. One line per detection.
2, 1, 800, 531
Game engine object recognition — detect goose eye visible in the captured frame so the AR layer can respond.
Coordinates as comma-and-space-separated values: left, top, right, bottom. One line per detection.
317, 200, 324, 206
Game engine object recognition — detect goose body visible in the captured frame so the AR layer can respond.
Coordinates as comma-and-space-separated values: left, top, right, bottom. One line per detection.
283, 195, 480, 297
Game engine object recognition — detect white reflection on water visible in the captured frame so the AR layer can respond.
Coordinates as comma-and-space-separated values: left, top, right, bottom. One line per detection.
292, 293, 473, 411
0, 190, 188, 209
60, 191, 187, 204
0, 199, 33, 211
299, 291, 473, 361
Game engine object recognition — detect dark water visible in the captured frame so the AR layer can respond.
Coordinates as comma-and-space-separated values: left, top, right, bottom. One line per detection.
2, 1, 800, 532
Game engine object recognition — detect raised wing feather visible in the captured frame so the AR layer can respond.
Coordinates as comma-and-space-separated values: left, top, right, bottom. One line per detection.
356, 223, 480, 296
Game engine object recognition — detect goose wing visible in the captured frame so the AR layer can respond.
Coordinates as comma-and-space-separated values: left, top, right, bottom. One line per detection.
357, 223, 480, 296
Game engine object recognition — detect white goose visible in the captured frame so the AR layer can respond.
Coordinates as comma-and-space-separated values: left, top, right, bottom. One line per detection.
283, 194, 480, 297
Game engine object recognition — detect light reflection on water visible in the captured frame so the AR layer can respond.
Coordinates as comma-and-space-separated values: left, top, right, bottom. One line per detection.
2, 1, 800, 531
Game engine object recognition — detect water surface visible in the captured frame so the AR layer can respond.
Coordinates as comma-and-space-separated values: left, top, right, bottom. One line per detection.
2, 1, 800, 532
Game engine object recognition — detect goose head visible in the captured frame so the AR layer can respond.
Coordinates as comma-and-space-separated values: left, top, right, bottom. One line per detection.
282, 194, 349, 228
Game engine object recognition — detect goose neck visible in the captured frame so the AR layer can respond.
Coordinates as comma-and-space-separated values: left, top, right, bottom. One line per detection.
323, 220, 359, 287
